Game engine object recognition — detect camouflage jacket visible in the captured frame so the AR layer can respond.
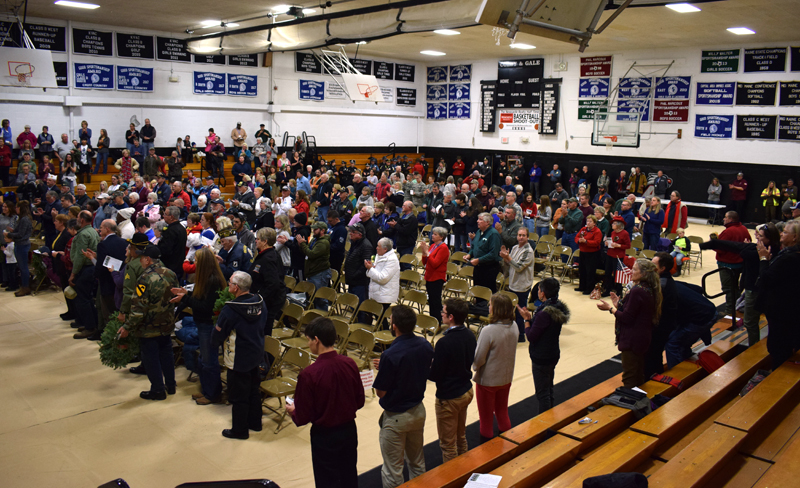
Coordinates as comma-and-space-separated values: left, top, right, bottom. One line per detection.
405, 180, 427, 206
120, 257, 144, 315
126, 259, 178, 338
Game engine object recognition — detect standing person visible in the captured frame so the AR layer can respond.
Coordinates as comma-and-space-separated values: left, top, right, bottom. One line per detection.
628, 167, 647, 197
761, 181, 781, 222
125, 123, 140, 155
603, 217, 631, 297
157, 206, 188, 280
384, 201, 417, 271
518, 277, 569, 414
756, 220, 800, 368
575, 215, 603, 295
652, 170, 670, 199
452, 194, 469, 253
296, 221, 332, 310
343, 223, 374, 307
140, 118, 156, 153
0, 138, 11, 186
74, 138, 93, 184
365, 238, 401, 320
715, 211, 751, 318
597, 169, 610, 194
472, 293, 518, 441
37, 125, 54, 161
452, 156, 465, 179
249, 227, 287, 335
641, 196, 665, 250
616, 170, 628, 200
77, 120, 92, 147
662, 191, 688, 235
94, 129, 110, 174
117, 245, 178, 400
429, 298, 476, 463
419, 227, 450, 322
170, 248, 226, 405
596, 259, 662, 387
547, 164, 562, 194
212, 271, 266, 439
373, 305, 434, 488
644, 253, 678, 378
114, 150, 139, 184
466, 213, 502, 293
529, 162, 542, 200
563, 198, 584, 256
708, 177, 723, 225
287, 317, 365, 488
4, 201, 32, 297
500, 227, 534, 342
231, 122, 247, 154
728, 172, 748, 221
534, 195, 552, 238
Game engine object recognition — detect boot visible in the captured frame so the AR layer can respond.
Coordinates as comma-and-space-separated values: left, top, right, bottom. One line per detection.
14, 287, 31, 297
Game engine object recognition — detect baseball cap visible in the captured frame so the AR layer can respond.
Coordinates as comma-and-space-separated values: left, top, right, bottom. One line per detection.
210, 198, 225, 206
97, 193, 110, 199
237, 181, 246, 187
311, 221, 328, 231
141, 245, 162, 259
281, 185, 290, 191
567, 197, 578, 203
347, 223, 365, 234
737, 172, 744, 176
792, 201, 800, 210
157, 172, 166, 178
205, 175, 214, 180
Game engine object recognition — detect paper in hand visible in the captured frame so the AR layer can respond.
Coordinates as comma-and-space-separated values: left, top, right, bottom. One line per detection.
103, 255, 123, 272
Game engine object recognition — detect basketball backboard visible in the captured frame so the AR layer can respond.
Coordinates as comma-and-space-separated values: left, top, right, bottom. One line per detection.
592, 111, 641, 148
0, 46, 58, 88
342, 73, 384, 103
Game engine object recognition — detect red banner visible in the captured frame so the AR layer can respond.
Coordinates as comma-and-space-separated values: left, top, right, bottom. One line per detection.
653, 99, 689, 122
580, 56, 612, 77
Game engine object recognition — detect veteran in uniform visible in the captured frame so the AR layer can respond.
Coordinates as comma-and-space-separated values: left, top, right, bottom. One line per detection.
118, 244, 179, 400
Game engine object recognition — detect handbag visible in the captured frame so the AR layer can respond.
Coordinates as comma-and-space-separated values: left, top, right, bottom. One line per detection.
589, 282, 604, 300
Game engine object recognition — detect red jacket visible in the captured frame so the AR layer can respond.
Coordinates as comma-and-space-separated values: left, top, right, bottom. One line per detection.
413, 163, 425, 176
374, 182, 391, 202
607, 229, 631, 259
661, 200, 688, 233
16, 131, 37, 149
422, 241, 449, 282
452, 160, 465, 176
521, 201, 538, 220
295, 200, 309, 216
575, 226, 603, 253
0, 144, 11, 167
176, 190, 191, 209
715, 221, 751, 264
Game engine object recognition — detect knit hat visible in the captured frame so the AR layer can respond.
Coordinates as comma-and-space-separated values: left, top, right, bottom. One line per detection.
294, 212, 308, 226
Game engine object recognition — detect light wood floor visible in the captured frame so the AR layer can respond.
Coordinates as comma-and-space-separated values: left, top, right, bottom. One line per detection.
0, 222, 735, 487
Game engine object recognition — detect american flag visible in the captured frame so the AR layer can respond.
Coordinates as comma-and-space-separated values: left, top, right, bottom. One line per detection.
615, 258, 632, 285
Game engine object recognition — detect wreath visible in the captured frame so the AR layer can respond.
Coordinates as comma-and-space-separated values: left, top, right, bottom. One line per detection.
213, 287, 235, 323
99, 312, 141, 369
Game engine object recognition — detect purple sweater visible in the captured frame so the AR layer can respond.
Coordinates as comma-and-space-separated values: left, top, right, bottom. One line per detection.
613, 286, 656, 355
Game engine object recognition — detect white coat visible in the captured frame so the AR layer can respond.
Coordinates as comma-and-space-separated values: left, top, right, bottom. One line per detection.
366, 250, 400, 305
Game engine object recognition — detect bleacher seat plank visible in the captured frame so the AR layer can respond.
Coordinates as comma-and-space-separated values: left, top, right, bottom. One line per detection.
542, 431, 658, 488
715, 362, 800, 433
489, 434, 582, 488
741, 391, 800, 462
646, 424, 745, 488
558, 405, 633, 447
652, 393, 740, 462
633, 457, 665, 477
752, 434, 800, 488
397, 437, 519, 488
703, 454, 771, 488
500, 374, 623, 451
631, 340, 769, 440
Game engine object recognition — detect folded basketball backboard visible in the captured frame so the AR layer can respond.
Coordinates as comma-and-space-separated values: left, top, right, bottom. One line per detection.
0, 46, 58, 88
341, 73, 384, 102
317, 47, 384, 102
477, 0, 607, 43
592, 111, 641, 148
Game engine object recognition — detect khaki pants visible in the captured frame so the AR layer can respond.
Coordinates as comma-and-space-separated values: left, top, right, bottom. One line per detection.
379, 402, 426, 488
435, 388, 474, 463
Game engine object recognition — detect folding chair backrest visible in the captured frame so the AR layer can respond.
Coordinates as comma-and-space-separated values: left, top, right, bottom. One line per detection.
331, 318, 351, 351
457, 266, 474, 280
293, 281, 316, 297
469, 286, 493, 303
284, 275, 297, 290
330, 269, 339, 286
625, 247, 638, 257
355, 299, 385, 328
399, 254, 418, 267
499, 290, 519, 308
399, 269, 422, 289
264, 336, 282, 361
529, 233, 540, 244
346, 328, 375, 362
450, 251, 467, 264
311, 286, 338, 304
281, 347, 311, 376
279, 303, 304, 327
535, 242, 553, 255
331, 293, 359, 321
641, 249, 656, 259
540, 234, 556, 245
447, 262, 459, 278
666, 232, 678, 240
444, 278, 469, 296
402, 289, 428, 312
416, 314, 440, 336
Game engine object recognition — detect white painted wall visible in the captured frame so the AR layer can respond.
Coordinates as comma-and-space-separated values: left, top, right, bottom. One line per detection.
420, 41, 800, 167
0, 17, 425, 151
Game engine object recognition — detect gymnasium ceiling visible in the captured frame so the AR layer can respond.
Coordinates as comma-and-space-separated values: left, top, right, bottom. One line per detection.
7, 0, 800, 62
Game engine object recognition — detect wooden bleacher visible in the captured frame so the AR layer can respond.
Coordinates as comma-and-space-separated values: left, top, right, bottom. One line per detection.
400, 315, 800, 488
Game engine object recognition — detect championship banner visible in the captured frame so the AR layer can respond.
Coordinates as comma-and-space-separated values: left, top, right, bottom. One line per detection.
427, 66, 448, 83
653, 99, 689, 122
227, 74, 257, 97
695, 115, 733, 139
580, 56, 612, 77
578, 78, 609, 98
655, 76, 691, 99
74, 63, 114, 89
744, 48, 787, 73
448, 83, 470, 101
299, 80, 324, 101
701, 50, 740, 73
696, 82, 735, 105
778, 116, 800, 142
617, 99, 650, 122
427, 103, 448, 120
427, 84, 447, 101
193, 71, 225, 95
116, 66, 153, 92
449, 64, 472, 82
618, 77, 653, 98
448, 102, 471, 120
736, 115, 777, 140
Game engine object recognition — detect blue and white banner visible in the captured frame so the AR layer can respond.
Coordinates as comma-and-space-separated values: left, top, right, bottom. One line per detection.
74, 63, 114, 89
427, 66, 448, 83
427, 84, 448, 101
116, 66, 153, 92
449, 64, 471, 82
578, 78, 609, 98
448, 83, 470, 101
427, 103, 448, 120
448, 102, 471, 120
227, 73, 257, 97
617, 99, 650, 122
299, 80, 324, 101
696, 82, 735, 105
193, 71, 225, 95
695, 114, 734, 138
618, 77, 653, 98
655, 76, 691, 99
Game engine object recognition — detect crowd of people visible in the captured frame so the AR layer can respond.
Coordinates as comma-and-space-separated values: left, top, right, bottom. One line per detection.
1, 115, 800, 488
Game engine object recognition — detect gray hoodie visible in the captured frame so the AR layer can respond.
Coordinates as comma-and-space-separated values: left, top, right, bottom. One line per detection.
472, 320, 518, 387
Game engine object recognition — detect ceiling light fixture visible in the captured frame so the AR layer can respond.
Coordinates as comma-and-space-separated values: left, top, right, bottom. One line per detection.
433, 29, 461, 36
665, 3, 701, 13
201, 20, 220, 27
355, 41, 368, 45
510, 43, 535, 49
420, 50, 446, 56
302, 8, 316, 14
727, 27, 755, 35
223, 23, 240, 27
54, 0, 100, 9
272, 5, 290, 14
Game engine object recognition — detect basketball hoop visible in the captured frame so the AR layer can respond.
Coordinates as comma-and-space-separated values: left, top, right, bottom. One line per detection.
9, 61, 34, 84
357, 83, 378, 99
